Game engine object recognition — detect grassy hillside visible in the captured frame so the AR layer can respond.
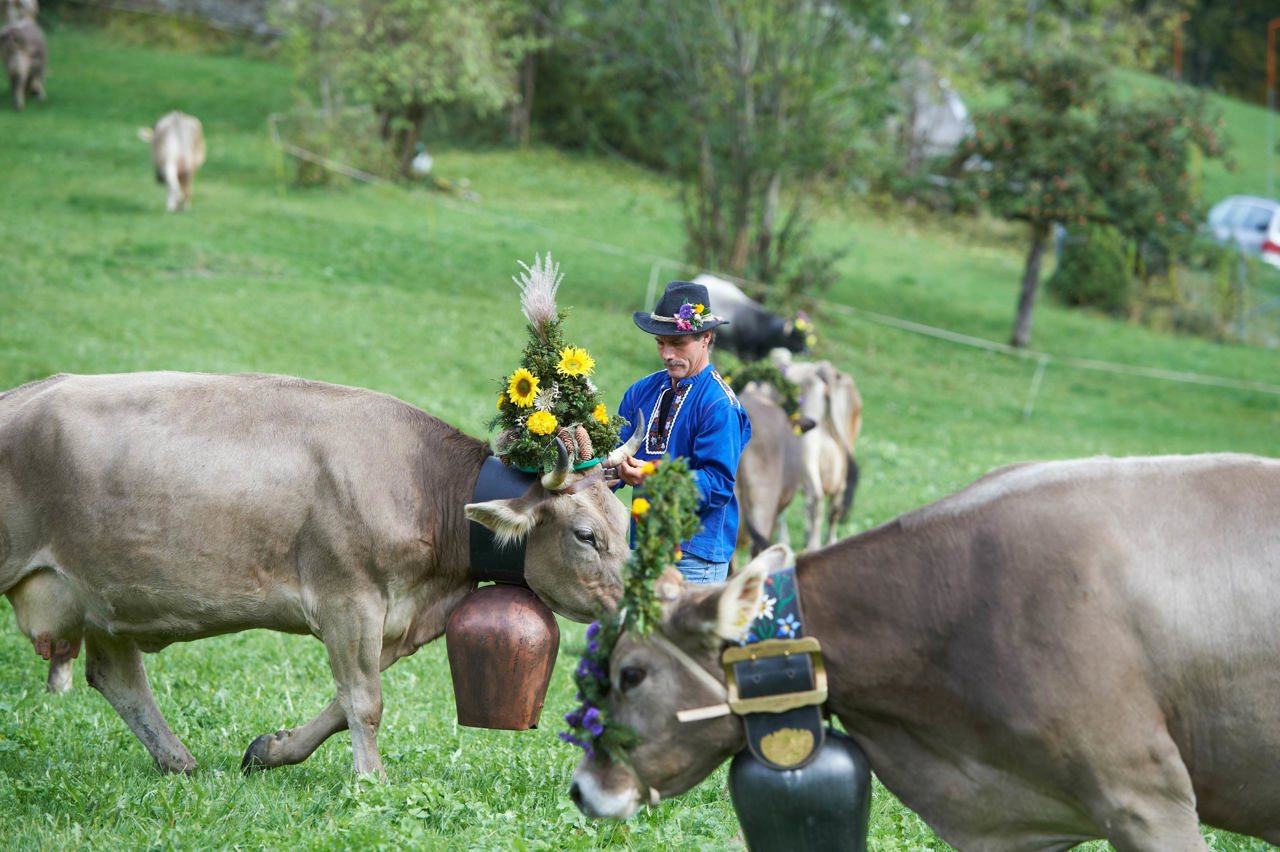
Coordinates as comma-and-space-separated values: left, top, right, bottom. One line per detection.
0, 25, 1276, 851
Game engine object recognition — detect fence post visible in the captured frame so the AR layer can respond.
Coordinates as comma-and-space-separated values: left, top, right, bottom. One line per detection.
1022, 355, 1051, 419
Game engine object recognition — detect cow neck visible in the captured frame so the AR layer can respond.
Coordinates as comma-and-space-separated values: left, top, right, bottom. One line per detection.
666, 564, 830, 770
467, 455, 537, 586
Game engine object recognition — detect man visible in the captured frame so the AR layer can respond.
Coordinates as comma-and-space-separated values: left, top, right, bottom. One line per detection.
614, 280, 752, 583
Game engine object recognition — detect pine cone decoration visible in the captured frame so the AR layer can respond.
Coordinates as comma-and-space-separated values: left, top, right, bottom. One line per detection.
495, 429, 518, 454
556, 427, 580, 459
574, 425, 593, 461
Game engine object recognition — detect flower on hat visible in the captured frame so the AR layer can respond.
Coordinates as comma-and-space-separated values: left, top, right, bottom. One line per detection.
507, 368, 539, 408
675, 301, 705, 333
557, 346, 595, 378
527, 410, 558, 436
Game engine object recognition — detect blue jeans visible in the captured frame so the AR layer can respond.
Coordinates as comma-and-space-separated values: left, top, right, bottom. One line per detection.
676, 553, 730, 584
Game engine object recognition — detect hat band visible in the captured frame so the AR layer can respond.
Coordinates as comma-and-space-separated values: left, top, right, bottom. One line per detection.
649, 312, 722, 324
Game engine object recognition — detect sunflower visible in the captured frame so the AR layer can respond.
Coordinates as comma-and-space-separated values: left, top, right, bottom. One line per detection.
507, 367, 540, 408
592, 403, 608, 424
527, 410, 558, 436
557, 346, 596, 377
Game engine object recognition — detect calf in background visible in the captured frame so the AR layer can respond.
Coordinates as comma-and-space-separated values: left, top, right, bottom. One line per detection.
138, 111, 207, 212
0, 16, 44, 110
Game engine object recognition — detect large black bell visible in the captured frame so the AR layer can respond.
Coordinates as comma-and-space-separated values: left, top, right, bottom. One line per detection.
728, 727, 872, 852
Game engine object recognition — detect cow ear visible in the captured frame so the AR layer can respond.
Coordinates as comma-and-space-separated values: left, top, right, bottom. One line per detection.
712, 544, 791, 640
465, 496, 538, 546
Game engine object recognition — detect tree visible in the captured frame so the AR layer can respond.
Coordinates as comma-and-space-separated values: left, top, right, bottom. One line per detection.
275, 0, 537, 176
958, 49, 1223, 348
959, 51, 1103, 348
540, 0, 895, 300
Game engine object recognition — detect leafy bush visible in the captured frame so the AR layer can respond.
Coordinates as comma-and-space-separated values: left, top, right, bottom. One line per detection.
1047, 225, 1132, 316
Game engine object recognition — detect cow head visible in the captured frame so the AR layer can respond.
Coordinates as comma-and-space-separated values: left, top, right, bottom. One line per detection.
465, 422, 645, 622
568, 546, 787, 818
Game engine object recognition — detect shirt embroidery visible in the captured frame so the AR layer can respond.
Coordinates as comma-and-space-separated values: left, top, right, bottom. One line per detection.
710, 369, 740, 406
645, 382, 691, 454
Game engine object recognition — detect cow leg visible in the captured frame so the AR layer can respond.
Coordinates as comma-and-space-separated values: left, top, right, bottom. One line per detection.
801, 482, 823, 552
84, 631, 196, 773
322, 600, 387, 776
241, 697, 347, 773
178, 169, 192, 209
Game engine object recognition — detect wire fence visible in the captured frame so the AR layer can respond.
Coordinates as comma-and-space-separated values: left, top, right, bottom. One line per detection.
266, 118, 1280, 418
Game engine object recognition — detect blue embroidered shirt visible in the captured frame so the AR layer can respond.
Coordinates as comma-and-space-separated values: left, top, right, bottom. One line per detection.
617, 364, 752, 563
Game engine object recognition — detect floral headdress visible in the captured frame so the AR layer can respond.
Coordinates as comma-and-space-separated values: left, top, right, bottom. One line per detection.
561, 458, 702, 758
490, 254, 625, 473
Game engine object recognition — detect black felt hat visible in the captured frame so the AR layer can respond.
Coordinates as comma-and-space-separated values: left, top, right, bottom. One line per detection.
632, 281, 730, 336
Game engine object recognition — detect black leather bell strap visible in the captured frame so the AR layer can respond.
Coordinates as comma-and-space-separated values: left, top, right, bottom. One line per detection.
468, 455, 537, 584
727, 566, 828, 770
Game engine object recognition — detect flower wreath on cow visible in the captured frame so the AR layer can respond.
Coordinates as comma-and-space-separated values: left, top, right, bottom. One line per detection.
490, 254, 627, 473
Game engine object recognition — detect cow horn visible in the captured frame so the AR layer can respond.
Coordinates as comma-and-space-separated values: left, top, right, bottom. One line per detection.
604, 411, 646, 468
541, 437, 573, 492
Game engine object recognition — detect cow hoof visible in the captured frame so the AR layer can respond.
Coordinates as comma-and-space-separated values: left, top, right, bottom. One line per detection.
241, 733, 274, 775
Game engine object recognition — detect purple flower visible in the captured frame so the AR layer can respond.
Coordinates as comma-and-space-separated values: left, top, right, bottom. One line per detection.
582, 706, 605, 737
678, 302, 695, 320
586, 621, 601, 640
564, 706, 585, 728
675, 318, 692, 332
587, 640, 600, 654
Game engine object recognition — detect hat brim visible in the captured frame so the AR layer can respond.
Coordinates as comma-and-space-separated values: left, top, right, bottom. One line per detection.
632, 311, 730, 335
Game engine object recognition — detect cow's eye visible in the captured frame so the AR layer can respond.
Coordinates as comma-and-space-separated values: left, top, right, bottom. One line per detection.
620, 666, 646, 692
574, 528, 596, 547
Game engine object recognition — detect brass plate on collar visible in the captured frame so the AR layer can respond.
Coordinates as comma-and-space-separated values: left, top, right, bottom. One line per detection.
760, 727, 815, 767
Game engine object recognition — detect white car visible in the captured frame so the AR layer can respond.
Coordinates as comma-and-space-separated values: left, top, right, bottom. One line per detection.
1206, 195, 1280, 268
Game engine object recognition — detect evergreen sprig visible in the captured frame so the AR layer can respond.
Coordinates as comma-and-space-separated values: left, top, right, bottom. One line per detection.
561, 459, 702, 758
728, 358, 802, 420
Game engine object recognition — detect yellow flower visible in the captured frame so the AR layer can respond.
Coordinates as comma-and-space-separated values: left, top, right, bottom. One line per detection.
631, 497, 650, 517
640, 461, 656, 476
693, 303, 705, 315
507, 367, 539, 408
592, 403, 608, 424
557, 346, 596, 377
526, 410, 558, 436
497, 394, 506, 410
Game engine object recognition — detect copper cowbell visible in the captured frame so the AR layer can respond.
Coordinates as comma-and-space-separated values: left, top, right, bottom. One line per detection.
447, 456, 560, 730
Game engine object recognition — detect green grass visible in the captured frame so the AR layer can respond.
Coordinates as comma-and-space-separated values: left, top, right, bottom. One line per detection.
0, 24, 1277, 851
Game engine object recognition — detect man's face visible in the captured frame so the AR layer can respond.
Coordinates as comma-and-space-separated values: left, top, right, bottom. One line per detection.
655, 332, 712, 381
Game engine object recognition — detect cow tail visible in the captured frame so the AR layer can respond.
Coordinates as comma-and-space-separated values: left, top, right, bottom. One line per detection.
839, 455, 859, 521
744, 516, 772, 557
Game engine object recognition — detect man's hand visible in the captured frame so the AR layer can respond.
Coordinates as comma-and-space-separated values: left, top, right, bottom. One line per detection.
617, 455, 654, 487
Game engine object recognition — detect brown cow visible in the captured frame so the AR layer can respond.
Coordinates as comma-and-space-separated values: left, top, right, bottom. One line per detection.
138, 111, 206, 212
735, 383, 812, 555
570, 454, 1280, 851
0, 17, 44, 111
0, 371, 642, 776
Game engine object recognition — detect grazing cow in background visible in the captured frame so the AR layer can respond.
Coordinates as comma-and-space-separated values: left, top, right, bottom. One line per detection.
571, 453, 1280, 851
4, 0, 37, 25
0, 17, 44, 111
138, 111, 206, 212
772, 350, 862, 550
693, 274, 812, 362
0, 371, 642, 776
734, 383, 816, 556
